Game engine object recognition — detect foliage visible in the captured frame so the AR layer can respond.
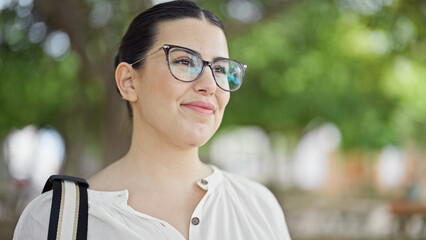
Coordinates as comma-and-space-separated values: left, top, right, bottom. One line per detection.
1, 0, 425, 162
225, 0, 426, 149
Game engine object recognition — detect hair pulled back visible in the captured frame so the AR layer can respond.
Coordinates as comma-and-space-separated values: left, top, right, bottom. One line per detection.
115, 0, 225, 69
115, 0, 225, 119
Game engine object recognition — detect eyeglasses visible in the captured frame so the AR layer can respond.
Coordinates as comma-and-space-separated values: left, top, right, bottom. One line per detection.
131, 44, 247, 92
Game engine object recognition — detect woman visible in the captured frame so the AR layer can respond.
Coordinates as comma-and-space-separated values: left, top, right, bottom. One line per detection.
14, 1, 291, 239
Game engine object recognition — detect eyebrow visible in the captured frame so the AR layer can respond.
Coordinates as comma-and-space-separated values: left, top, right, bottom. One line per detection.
189, 47, 229, 62
212, 56, 228, 62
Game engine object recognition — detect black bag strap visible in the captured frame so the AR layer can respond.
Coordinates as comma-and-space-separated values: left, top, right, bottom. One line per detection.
42, 175, 89, 240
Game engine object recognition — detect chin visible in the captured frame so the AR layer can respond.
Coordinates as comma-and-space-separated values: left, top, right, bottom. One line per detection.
188, 142, 200, 148
184, 133, 213, 148
187, 138, 209, 148
180, 124, 217, 148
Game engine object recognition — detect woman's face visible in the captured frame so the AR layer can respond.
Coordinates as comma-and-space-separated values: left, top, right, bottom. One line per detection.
132, 18, 230, 149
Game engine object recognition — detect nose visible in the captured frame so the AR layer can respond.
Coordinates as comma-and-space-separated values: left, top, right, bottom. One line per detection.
194, 65, 217, 95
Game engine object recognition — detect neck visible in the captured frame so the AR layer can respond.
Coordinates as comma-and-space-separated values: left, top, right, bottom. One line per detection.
120, 119, 210, 183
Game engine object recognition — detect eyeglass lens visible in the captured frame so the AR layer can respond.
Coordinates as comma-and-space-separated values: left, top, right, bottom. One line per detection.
168, 48, 243, 91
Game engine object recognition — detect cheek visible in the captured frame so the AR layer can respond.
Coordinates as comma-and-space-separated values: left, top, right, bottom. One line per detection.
139, 70, 176, 102
218, 92, 230, 111
214, 92, 230, 126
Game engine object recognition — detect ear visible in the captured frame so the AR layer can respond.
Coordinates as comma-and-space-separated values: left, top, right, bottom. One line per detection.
115, 62, 138, 102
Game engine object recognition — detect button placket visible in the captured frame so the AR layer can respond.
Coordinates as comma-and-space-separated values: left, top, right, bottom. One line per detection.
189, 198, 205, 239
190, 168, 219, 239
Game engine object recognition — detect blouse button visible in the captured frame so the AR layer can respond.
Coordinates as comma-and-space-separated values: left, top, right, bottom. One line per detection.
191, 217, 200, 225
200, 179, 208, 185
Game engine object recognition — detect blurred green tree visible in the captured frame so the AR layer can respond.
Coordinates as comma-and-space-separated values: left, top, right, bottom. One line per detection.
1, 0, 425, 174
225, 0, 426, 149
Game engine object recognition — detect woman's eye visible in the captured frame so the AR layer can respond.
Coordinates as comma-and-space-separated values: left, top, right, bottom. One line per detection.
214, 66, 227, 74
174, 58, 193, 66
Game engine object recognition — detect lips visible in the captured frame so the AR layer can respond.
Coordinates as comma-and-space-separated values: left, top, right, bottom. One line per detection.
181, 101, 216, 115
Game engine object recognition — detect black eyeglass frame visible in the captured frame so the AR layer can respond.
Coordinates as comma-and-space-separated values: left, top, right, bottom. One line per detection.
130, 44, 247, 92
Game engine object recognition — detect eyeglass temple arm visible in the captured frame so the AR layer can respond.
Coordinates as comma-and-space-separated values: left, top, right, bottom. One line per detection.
130, 45, 167, 66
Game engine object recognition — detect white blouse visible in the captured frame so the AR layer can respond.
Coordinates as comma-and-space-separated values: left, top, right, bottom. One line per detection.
14, 165, 291, 240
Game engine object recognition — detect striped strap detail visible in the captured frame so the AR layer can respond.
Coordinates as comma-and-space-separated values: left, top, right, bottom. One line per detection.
43, 175, 89, 240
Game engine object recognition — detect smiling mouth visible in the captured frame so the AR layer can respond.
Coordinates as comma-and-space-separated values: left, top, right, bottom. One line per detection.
181, 101, 215, 115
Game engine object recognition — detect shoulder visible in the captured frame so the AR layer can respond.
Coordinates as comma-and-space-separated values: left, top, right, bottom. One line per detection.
87, 159, 126, 191
219, 169, 284, 216
220, 170, 278, 203
13, 191, 52, 240
217, 169, 292, 238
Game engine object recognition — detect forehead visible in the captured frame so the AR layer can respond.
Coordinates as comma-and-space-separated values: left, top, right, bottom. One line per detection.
155, 18, 229, 59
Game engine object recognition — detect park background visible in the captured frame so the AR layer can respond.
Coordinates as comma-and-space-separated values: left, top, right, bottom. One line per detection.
1, 0, 426, 239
